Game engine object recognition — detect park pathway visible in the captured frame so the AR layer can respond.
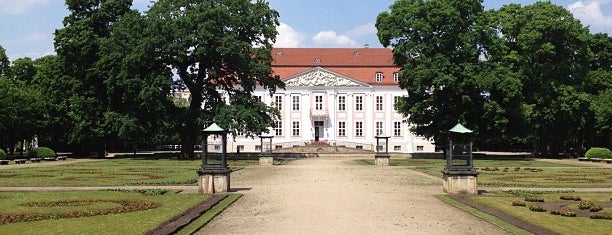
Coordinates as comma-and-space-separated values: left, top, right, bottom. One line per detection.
197, 158, 508, 235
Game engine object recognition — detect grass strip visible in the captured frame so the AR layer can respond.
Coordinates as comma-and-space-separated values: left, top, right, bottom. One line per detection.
176, 193, 242, 235
435, 195, 532, 235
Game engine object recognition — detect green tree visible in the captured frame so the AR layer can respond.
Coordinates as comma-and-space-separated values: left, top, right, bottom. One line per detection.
490, 2, 592, 155
145, 0, 284, 158
587, 33, 612, 147
54, 0, 133, 154
0, 46, 10, 77
376, 0, 489, 146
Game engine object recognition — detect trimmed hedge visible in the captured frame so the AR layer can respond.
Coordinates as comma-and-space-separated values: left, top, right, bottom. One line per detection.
0, 149, 6, 160
585, 147, 612, 159
27, 147, 56, 159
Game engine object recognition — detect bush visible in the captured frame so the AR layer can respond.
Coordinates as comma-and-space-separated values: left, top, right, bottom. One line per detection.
590, 205, 603, 212
550, 209, 576, 217
525, 196, 545, 202
0, 149, 6, 160
27, 147, 56, 159
585, 147, 612, 159
578, 200, 594, 210
560, 195, 581, 201
529, 204, 546, 212
590, 212, 612, 220
512, 201, 526, 207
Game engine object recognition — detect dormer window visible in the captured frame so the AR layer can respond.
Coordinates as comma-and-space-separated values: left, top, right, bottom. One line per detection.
314, 57, 321, 63
375, 72, 383, 82
393, 72, 399, 82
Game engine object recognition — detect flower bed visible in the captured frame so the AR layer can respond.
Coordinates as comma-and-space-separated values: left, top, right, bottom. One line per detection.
559, 195, 581, 201
550, 209, 576, 217
0, 199, 160, 224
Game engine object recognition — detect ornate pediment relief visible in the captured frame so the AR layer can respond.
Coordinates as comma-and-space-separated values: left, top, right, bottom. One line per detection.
284, 67, 369, 87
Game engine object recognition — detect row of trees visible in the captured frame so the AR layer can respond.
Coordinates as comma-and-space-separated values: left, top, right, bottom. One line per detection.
0, 0, 283, 158
377, 0, 611, 155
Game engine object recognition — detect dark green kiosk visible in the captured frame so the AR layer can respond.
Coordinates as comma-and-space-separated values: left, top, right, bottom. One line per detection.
442, 123, 478, 194
197, 123, 232, 194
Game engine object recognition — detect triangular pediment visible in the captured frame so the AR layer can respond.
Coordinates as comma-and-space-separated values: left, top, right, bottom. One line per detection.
283, 67, 370, 87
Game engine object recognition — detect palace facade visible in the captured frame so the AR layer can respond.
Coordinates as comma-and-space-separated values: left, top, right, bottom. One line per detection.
227, 47, 435, 153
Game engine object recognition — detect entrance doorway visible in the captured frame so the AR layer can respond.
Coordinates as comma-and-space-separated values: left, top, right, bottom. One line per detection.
314, 121, 324, 141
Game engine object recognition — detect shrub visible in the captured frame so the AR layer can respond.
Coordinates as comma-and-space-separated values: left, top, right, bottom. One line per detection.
0, 149, 6, 160
590, 205, 603, 212
529, 204, 546, 212
27, 147, 56, 159
550, 209, 576, 217
512, 201, 526, 207
578, 200, 594, 210
590, 212, 612, 220
525, 196, 545, 202
560, 195, 581, 201
585, 147, 612, 159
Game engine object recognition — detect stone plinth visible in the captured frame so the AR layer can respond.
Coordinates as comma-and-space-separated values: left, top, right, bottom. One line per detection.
197, 168, 231, 194
442, 170, 478, 194
259, 156, 274, 166
375, 154, 390, 166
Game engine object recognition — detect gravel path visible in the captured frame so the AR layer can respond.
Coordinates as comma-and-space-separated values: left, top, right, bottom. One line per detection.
197, 158, 508, 235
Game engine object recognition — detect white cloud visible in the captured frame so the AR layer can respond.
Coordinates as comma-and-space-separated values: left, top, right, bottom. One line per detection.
568, 0, 612, 30
312, 31, 358, 47
23, 32, 49, 43
0, 0, 50, 15
347, 23, 377, 37
274, 23, 305, 48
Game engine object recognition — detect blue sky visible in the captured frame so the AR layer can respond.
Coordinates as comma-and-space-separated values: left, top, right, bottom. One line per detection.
0, 0, 611, 61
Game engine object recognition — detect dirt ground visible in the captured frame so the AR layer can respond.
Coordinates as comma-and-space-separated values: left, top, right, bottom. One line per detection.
197, 158, 508, 235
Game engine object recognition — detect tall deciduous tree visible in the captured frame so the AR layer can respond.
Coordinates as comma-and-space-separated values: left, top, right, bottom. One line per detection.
376, 0, 489, 146
490, 2, 592, 155
145, 0, 284, 158
54, 0, 133, 154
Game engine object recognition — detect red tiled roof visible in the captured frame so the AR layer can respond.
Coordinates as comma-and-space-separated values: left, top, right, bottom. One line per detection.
271, 48, 400, 85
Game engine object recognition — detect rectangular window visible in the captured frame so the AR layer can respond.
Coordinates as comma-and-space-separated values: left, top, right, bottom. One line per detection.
376, 72, 383, 82
292, 95, 300, 111
338, 121, 346, 137
274, 96, 282, 110
237, 145, 244, 152
292, 121, 300, 136
376, 96, 383, 111
315, 95, 323, 110
417, 146, 424, 151
274, 120, 282, 136
355, 122, 363, 137
394, 96, 401, 106
355, 96, 363, 111
394, 146, 401, 151
375, 121, 383, 136
255, 145, 261, 151
255, 95, 262, 101
393, 72, 399, 82
338, 96, 346, 111
275, 145, 283, 150
393, 121, 402, 137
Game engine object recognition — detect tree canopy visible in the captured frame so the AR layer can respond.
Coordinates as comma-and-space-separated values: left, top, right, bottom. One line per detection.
377, 0, 611, 154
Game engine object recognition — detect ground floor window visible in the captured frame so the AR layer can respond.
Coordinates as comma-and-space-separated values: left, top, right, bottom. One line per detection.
394, 146, 401, 151
355, 122, 363, 137
417, 146, 424, 151
292, 121, 300, 136
274, 121, 282, 136
393, 121, 402, 137
338, 121, 346, 137
255, 145, 261, 151
375, 121, 383, 136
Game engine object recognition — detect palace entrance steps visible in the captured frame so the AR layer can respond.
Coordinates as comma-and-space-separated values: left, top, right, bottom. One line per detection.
197, 158, 506, 234
271, 142, 412, 158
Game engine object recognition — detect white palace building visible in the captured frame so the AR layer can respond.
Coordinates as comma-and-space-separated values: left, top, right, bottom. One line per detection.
219, 47, 435, 153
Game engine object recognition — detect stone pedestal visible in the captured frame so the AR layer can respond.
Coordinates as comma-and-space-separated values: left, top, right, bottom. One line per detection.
442, 170, 478, 194
374, 154, 390, 166
197, 168, 231, 194
259, 156, 274, 166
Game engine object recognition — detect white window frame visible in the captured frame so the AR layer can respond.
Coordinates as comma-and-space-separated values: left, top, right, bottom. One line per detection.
375, 72, 383, 82
338, 121, 346, 137
292, 121, 300, 136
393, 72, 399, 82
355, 95, 363, 111
274, 95, 282, 110
375, 121, 383, 136
338, 96, 346, 111
315, 95, 323, 110
393, 121, 402, 137
376, 96, 383, 111
292, 95, 300, 111
274, 120, 282, 136
355, 122, 363, 137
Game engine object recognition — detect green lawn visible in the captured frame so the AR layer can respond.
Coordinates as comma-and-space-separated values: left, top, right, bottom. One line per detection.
0, 190, 210, 234
0, 158, 259, 187
470, 192, 612, 235
358, 158, 612, 188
